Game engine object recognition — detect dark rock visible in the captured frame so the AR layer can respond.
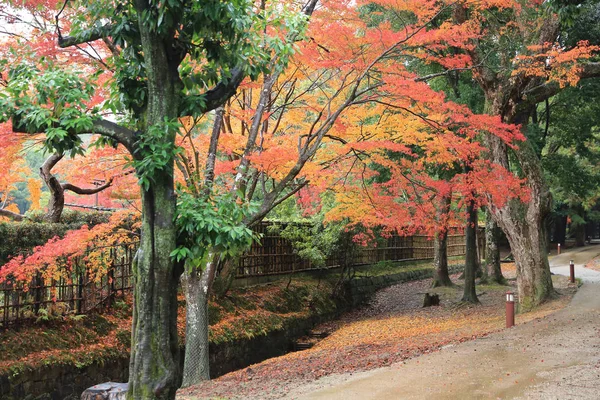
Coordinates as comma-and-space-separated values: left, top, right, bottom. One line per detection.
81, 382, 128, 400
423, 293, 440, 307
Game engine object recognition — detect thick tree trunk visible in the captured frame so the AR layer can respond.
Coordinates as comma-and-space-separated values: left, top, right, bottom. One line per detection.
432, 195, 453, 288
462, 199, 479, 303
128, 13, 182, 398
486, 131, 554, 310
128, 178, 181, 400
483, 209, 505, 284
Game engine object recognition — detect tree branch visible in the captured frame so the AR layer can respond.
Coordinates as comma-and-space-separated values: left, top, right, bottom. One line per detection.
57, 23, 114, 48
62, 179, 113, 195
0, 208, 27, 221
521, 62, 600, 105
90, 119, 136, 153
11, 117, 135, 153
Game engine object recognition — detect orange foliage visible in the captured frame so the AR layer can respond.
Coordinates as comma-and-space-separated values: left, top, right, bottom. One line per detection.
0, 211, 139, 288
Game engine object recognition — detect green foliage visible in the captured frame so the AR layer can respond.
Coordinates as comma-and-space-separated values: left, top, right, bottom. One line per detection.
171, 191, 258, 272
131, 118, 183, 190
0, 60, 98, 156
540, 80, 600, 210
269, 193, 356, 269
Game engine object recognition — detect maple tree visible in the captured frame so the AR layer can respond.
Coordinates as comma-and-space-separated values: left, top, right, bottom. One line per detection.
344, 0, 600, 309
169, 0, 532, 383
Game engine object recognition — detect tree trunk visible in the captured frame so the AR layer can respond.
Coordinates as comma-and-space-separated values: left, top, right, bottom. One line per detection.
181, 251, 217, 387
181, 270, 211, 387
128, 15, 183, 398
40, 153, 65, 223
462, 198, 479, 303
128, 177, 181, 400
474, 224, 483, 279
485, 98, 555, 310
432, 195, 453, 288
483, 209, 505, 284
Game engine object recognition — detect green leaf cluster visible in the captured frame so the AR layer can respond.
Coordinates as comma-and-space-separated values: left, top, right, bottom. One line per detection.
171, 191, 258, 272
131, 118, 182, 190
0, 59, 98, 156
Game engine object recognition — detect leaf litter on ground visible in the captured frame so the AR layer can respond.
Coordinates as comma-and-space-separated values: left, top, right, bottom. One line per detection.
178, 268, 577, 400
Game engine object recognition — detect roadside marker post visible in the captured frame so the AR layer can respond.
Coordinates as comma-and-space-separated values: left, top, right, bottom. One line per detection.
570, 260, 575, 283
506, 291, 515, 328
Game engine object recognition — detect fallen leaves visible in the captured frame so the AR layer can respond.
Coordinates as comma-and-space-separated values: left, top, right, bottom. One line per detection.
179, 270, 577, 400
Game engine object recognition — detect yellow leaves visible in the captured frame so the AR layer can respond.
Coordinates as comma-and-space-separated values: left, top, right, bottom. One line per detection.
27, 178, 42, 211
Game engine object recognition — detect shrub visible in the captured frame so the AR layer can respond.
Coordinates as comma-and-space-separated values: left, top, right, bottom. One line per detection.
0, 211, 110, 265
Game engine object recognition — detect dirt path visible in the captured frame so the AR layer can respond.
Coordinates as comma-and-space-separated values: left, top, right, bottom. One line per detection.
180, 256, 584, 399
293, 249, 600, 400
549, 244, 600, 282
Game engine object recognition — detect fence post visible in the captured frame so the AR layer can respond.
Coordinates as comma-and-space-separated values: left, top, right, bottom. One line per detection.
77, 273, 84, 314
34, 273, 43, 316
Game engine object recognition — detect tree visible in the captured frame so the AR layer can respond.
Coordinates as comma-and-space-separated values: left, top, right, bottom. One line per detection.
0, 0, 282, 398
0, 124, 28, 221
483, 209, 505, 284
431, 192, 454, 288
368, 0, 600, 309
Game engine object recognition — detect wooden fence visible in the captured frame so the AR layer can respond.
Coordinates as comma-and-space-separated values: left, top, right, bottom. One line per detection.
236, 222, 481, 277
0, 243, 136, 328
0, 222, 482, 326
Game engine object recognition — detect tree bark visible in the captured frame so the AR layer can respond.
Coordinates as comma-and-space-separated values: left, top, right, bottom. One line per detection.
127, 8, 183, 398
483, 209, 505, 284
462, 198, 479, 303
181, 253, 215, 387
129, 178, 181, 400
40, 153, 65, 223
432, 194, 453, 288
486, 129, 555, 310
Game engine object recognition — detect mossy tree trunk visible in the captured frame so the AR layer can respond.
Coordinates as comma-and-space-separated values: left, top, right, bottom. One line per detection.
128, 10, 184, 399
462, 197, 479, 304
129, 177, 181, 399
483, 209, 505, 284
432, 194, 453, 288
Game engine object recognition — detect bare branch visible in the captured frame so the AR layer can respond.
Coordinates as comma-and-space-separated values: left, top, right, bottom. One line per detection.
62, 179, 113, 195
0, 208, 27, 221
